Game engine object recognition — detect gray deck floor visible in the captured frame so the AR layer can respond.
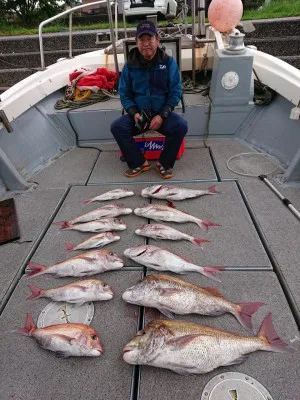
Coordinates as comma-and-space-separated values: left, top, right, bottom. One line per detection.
0, 138, 299, 400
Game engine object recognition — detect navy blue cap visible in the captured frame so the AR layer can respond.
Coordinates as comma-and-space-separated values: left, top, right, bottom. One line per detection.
136, 20, 158, 38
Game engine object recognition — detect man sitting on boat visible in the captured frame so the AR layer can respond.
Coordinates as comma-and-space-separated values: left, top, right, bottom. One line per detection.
111, 20, 188, 179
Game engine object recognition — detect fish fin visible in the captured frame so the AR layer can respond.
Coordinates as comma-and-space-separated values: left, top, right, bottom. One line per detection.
153, 185, 163, 194
26, 262, 47, 278
166, 201, 176, 209
158, 308, 175, 319
165, 249, 192, 263
167, 334, 200, 349
171, 368, 195, 376
55, 351, 70, 358
198, 219, 221, 231
221, 355, 249, 366
257, 312, 293, 353
80, 256, 96, 262
203, 287, 224, 298
201, 267, 224, 281
81, 199, 92, 204
53, 221, 71, 229
18, 314, 36, 336
191, 238, 210, 247
26, 284, 44, 300
235, 302, 265, 332
65, 242, 76, 252
159, 288, 181, 296
208, 185, 222, 194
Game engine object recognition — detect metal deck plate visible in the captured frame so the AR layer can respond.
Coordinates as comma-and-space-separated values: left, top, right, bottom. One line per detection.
200, 372, 273, 400
0, 270, 142, 400
139, 271, 300, 400
88, 148, 217, 184
37, 301, 95, 328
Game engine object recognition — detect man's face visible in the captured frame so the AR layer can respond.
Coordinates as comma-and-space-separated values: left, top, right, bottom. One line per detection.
136, 34, 160, 60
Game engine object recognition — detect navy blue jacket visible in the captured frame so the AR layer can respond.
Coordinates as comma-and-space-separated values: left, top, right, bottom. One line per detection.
119, 47, 182, 117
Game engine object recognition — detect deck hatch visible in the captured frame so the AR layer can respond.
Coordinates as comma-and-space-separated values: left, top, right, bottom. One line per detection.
37, 301, 94, 328
201, 372, 273, 400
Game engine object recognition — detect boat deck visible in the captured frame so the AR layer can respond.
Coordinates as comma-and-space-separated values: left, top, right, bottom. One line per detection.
0, 137, 300, 399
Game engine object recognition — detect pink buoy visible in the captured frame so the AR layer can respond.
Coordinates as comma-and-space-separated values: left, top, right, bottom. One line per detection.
208, 0, 243, 33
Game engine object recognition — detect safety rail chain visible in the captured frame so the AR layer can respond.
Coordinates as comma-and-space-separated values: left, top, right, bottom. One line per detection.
39, 0, 119, 72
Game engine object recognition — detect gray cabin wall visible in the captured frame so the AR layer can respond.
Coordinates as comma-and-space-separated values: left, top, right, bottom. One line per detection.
0, 88, 299, 188
238, 95, 300, 177
0, 102, 76, 189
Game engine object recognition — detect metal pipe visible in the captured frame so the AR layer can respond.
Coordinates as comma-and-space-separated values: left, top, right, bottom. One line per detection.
199, 0, 206, 36
115, 1, 118, 41
107, 0, 120, 76
38, 0, 107, 70
123, 11, 128, 39
259, 175, 300, 221
191, 0, 196, 84
69, 12, 73, 59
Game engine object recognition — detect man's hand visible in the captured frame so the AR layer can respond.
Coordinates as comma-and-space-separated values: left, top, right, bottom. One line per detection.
150, 115, 163, 131
134, 113, 141, 123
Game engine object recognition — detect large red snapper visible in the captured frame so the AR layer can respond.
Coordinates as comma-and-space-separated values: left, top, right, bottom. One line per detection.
123, 315, 292, 374
18, 314, 103, 358
122, 274, 263, 332
27, 279, 114, 305
27, 249, 124, 278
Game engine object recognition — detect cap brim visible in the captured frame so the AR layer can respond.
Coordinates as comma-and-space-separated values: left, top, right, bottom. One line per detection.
137, 30, 156, 38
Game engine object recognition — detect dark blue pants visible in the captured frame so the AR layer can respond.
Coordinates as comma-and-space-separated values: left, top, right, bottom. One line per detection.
111, 112, 188, 170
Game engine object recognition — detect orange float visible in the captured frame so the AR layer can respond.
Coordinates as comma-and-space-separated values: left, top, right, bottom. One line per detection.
208, 0, 243, 33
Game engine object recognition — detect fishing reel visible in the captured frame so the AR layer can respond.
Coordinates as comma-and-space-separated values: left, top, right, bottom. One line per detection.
135, 110, 151, 134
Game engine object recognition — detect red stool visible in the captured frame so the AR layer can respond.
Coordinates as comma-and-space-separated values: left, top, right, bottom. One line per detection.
120, 132, 185, 161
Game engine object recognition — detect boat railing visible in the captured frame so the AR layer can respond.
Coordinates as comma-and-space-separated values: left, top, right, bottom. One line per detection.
39, 0, 117, 71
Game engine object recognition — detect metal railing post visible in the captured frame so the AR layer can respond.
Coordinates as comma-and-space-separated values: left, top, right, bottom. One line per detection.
199, 0, 206, 36
107, 0, 120, 76
38, 1, 107, 70
191, 0, 196, 84
69, 12, 73, 59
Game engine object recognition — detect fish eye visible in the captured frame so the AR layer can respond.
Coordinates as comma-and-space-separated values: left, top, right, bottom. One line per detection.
91, 334, 97, 340
109, 252, 114, 256
103, 283, 107, 287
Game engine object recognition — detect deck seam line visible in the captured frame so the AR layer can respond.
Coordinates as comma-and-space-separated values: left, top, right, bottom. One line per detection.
0, 184, 72, 315
235, 180, 300, 328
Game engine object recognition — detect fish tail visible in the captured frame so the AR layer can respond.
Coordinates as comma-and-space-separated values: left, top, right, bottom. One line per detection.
198, 219, 221, 231
257, 312, 293, 353
26, 262, 47, 278
81, 199, 92, 204
201, 267, 224, 281
207, 185, 222, 195
65, 242, 76, 252
235, 302, 265, 332
18, 314, 36, 336
26, 284, 45, 300
191, 238, 210, 247
53, 221, 71, 229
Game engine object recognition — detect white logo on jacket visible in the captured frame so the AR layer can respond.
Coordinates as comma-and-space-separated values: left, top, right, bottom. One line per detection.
159, 65, 167, 70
